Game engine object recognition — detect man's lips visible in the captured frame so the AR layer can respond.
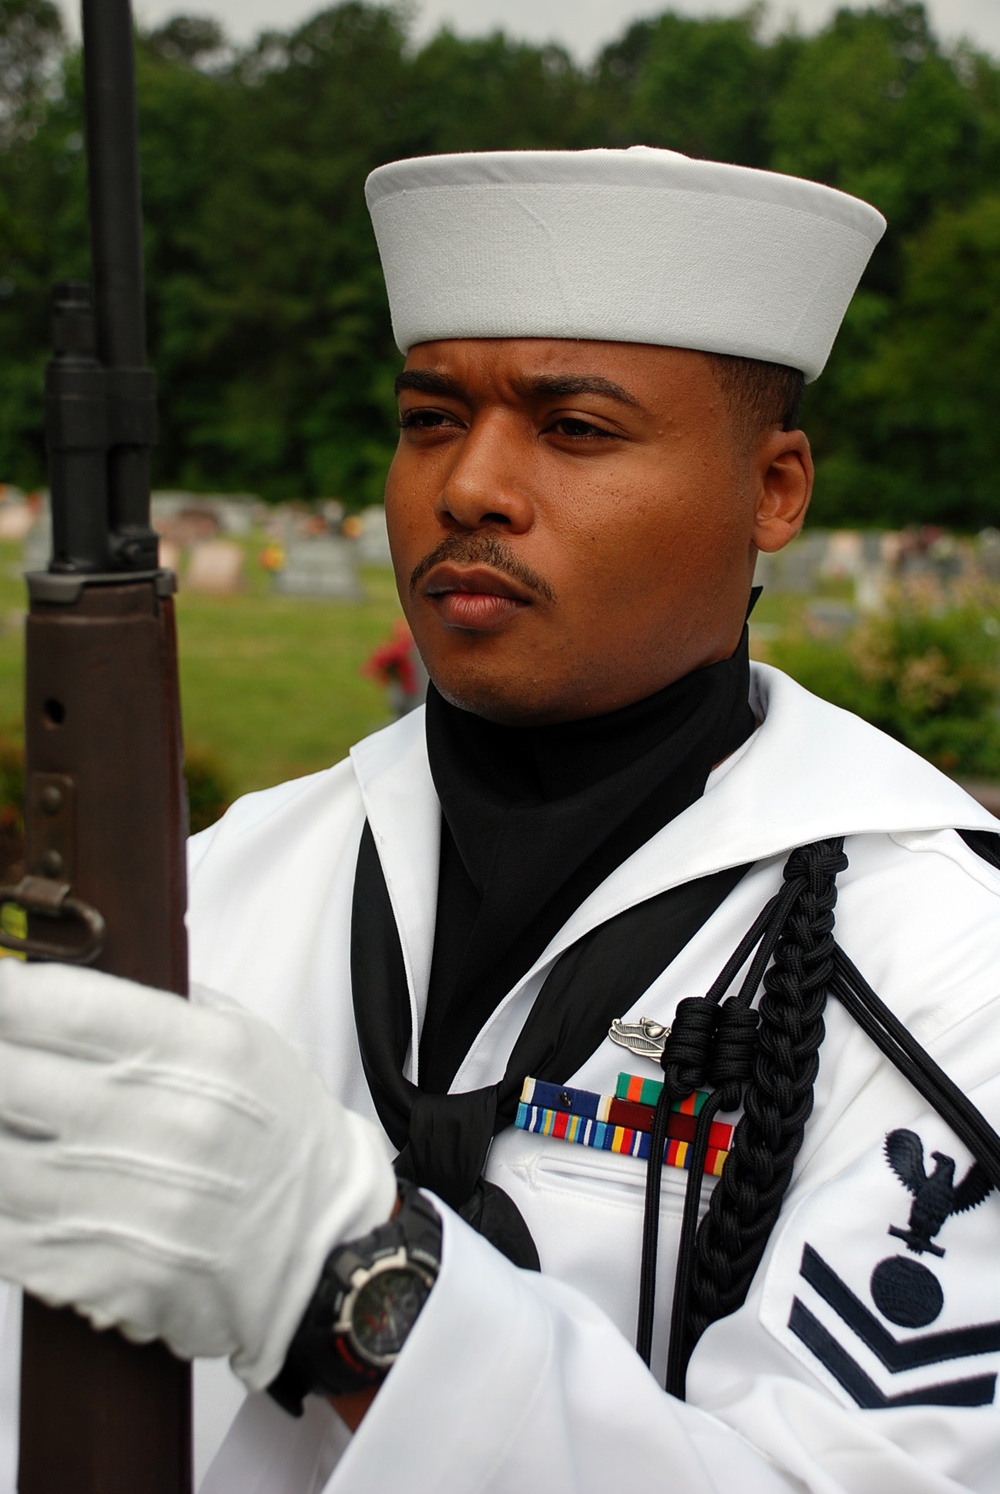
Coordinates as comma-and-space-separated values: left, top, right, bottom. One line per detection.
421, 563, 533, 630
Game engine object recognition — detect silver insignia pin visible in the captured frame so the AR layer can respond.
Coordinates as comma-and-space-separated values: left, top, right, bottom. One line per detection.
608, 1016, 670, 1060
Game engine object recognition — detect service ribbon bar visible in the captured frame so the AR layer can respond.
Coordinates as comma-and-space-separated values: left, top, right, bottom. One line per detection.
615, 1071, 709, 1110
515, 1074, 733, 1176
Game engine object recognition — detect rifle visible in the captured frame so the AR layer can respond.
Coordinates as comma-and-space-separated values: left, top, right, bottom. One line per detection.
0, 0, 192, 1487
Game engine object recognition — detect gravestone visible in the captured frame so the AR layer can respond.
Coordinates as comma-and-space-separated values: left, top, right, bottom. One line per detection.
158, 538, 182, 575
819, 530, 862, 581
273, 536, 363, 599
21, 501, 51, 575
355, 506, 393, 567
854, 531, 889, 612
978, 529, 1000, 583
0, 500, 33, 542
153, 491, 259, 538
805, 599, 857, 635
185, 539, 244, 595
770, 529, 828, 593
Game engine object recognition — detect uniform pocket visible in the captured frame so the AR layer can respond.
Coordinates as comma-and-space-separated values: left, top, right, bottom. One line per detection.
531, 1147, 690, 1211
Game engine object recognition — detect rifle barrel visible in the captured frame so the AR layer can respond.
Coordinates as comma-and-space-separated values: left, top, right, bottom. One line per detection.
82, 0, 146, 368
72, 0, 159, 562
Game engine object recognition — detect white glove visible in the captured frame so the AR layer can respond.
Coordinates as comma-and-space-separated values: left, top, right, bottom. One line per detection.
0, 961, 396, 1390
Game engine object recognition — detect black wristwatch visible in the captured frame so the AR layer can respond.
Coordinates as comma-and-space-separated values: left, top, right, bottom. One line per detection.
268, 1181, 442, 1416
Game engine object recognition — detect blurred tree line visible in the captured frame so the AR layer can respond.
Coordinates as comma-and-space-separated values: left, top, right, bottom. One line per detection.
1, 0, 999, 523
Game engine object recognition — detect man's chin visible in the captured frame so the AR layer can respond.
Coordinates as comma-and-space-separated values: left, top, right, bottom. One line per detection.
425, 664, 602, 728
430, 674, 548, 726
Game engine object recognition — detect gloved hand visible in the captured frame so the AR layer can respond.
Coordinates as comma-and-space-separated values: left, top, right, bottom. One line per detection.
0, 961, 396, 1390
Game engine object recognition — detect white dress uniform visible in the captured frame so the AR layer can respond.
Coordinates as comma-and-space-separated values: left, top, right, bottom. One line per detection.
172, 663, 1000, 1493
0, 148, 957, 1494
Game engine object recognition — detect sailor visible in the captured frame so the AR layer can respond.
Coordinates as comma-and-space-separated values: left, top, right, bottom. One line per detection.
0, 147, 999, 1494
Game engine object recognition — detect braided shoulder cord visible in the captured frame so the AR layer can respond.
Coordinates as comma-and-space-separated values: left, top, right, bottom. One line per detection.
685, 837, 847, 1346
657, 832, 1000, 1397
636, 849, 833, 1369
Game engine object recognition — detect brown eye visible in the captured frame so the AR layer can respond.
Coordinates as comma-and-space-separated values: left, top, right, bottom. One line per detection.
398, 409, 457, 430
549, 417, 618, 439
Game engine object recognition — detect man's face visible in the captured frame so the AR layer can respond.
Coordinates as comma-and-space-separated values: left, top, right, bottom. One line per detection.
386, 338, 810, 725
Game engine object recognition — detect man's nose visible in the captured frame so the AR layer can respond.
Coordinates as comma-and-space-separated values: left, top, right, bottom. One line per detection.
435, 416, 534, 532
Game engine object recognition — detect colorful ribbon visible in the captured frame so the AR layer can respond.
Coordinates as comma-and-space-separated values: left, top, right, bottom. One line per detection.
514, 1074, 733, 1176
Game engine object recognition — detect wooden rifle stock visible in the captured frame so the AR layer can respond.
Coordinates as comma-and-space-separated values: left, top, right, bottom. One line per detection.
0, 0, 193, 1487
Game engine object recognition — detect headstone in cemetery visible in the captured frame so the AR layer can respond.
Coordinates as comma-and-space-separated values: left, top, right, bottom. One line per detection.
879, 531, 904, 570
978, 528, 1000, 583
0, 492, 33, 542
819, 530, 863, 581
355, 506, 393, 567
153, 495, 220, 548
769, 529, 828, 592
273, 536, 363, 599
210, 496, 257, 536
152, 491, 259, 540
805, 599, 857, 635
854, 530, 889, 612
926, 531, 963, 583
21, 499, 51, 574
855, 567, 886, 613
185, 539, 244, 595
158, 538, 182, 575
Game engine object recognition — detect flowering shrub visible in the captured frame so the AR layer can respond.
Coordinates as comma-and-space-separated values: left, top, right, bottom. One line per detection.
772, 580, 1000, 778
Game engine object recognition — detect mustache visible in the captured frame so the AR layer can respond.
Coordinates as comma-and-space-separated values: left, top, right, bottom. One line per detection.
409, 534, 556, 603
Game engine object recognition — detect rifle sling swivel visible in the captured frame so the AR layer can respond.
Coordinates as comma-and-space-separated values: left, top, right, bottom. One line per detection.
0, 875, 106, 963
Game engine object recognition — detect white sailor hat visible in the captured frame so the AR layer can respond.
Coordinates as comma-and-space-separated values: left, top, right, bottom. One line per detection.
365, 147, 886, 382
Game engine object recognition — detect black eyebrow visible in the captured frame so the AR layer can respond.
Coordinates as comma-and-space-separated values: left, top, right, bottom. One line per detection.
514, 374, 642, 408
394, 368, 643, 409
394, 370, 466, 398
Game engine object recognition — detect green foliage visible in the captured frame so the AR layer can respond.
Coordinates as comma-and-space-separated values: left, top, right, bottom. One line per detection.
0, 0, 63, 145
773, 585, 1000, 776
183, 743, 233, 832
594, 8, 791, 165
0, 734, 23, 832
858, 193, 1000, 524
0, 731, 234, 835
1, 1, 1000, 523
767, 3, 992, 231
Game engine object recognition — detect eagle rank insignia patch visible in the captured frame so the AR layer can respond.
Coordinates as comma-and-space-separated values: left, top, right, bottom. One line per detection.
760, 1108, 1000, 1411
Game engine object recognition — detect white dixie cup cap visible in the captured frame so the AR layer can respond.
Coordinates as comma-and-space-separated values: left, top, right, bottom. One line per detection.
365, 146, 886, 382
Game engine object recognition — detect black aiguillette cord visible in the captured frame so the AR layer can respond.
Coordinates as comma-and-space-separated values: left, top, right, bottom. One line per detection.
831, 944, 1000, 1191
351, 819, 751, 1239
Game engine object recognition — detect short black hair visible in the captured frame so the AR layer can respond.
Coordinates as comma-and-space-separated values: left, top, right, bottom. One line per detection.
708, 353, 805, 447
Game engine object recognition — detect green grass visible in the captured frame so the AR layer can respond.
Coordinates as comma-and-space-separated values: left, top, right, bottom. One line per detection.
0, 532, 850, 804
0, 543, 28, 744
0, 538, 406, 800
176, 563, 404, 794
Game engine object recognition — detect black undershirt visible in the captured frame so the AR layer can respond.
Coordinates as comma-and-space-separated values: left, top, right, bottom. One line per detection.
419, 627, 757, 1093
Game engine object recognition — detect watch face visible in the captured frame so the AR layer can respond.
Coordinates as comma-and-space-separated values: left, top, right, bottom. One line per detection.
351, 1265, 432, 1364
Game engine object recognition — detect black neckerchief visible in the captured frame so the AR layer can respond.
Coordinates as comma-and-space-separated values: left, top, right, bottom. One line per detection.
419, 626, 757, 1091
351, 622, 758, 1264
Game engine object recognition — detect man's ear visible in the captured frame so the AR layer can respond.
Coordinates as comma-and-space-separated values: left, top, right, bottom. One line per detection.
751, 429, 813, 554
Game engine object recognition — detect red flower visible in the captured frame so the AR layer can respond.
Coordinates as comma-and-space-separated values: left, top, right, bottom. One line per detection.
362, 620, 419, 695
